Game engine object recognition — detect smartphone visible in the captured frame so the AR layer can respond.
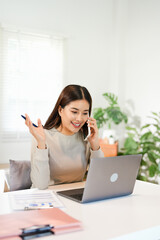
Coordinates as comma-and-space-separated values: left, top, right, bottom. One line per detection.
84, 123, 91, 141
21, 115, 38, 128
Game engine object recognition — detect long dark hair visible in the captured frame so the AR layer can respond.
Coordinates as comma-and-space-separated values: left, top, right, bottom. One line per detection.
44, 84, 92, 134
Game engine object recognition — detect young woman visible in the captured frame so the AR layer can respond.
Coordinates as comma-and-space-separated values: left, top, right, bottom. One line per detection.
25, 84, 104, 189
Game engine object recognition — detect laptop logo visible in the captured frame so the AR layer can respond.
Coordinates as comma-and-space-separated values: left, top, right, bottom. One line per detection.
110, 173, 118, 183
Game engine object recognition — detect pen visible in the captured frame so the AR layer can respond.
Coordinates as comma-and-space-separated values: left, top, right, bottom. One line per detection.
21, 115, 38, 128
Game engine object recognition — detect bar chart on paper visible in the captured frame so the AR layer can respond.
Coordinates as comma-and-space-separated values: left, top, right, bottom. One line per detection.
9, 189, 64, 210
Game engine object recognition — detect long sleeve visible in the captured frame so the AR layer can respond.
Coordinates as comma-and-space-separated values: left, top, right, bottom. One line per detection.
85, 141, 104, 162
90, 147, 104, 158
30, 137, 50, 189
30, 128, 104, 189
85, 142, 104, 174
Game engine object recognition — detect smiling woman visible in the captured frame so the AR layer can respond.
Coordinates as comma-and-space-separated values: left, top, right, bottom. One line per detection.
24, 84, 104, 189
57, 99, 89, 135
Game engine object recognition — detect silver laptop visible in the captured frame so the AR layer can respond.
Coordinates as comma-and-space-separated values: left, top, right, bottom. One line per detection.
57, 154, 142, 203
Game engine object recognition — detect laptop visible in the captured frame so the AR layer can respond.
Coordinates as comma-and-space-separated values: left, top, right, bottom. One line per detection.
57, 154, 142, 203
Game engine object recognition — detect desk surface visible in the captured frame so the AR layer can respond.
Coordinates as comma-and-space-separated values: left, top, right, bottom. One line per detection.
1, 180, 160, 240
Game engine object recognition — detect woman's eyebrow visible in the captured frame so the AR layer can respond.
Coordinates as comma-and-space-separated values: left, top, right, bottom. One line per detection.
70, 107, 89, 112
70, 107, 79, 110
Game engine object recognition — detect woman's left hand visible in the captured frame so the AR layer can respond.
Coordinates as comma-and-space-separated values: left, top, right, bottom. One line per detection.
87, 117, 100, 151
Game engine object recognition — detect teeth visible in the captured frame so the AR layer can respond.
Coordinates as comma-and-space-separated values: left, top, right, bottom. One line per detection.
72, 123, 80, 127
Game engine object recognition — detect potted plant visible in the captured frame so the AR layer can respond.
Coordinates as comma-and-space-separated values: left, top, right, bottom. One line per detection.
120, 112, 160, 184
93, 92, 128, 157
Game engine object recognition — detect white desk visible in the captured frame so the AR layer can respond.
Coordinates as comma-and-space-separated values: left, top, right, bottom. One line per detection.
1, 180, 160, 240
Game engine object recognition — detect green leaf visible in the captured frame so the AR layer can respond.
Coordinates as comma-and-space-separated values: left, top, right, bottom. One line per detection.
147, 152, 157, 164
106, 107, 127, 125
140, 159, 147, 166
140, 132, 153, 141
126, 126, 138, 132
103, 92, 118, 106
153, 136, 160, 142
151, 112, 159, 117
148, 116, 159, 123
121, 111, 160, 182
93, 108, 107, 128
123, 114, 128, 124
128, 132, 137, 138
117, 152, 124, 156
137, 175, 148, 182
141, 149, 149, 155
93, 92, 128, 128
140, 141, 154, 145
151, 152, 160, 159
93, 108, 104, 118
140, 143, 155, 152
146, 152, 160, 161
148, 164, 157, 177
153, 124, 160, 131
124, 137, 139, 153
150, 146, 160, 152
158, 162, 160, 172
141, 124, 151, 129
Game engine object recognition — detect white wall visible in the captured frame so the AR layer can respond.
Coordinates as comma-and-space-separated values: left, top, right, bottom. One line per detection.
0, 0, 113, 162
125, 0, 160, 125
0, 0, 160, 162
0, 0, 113, 100
111, 0, 160, 127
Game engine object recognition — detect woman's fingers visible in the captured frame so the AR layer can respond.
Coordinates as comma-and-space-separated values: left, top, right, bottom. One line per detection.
25, 114, 31, 127
37, 118, 42, 128
23, 114, 46, 145
87, 117, 100, 150
87, 118, 98, 130
25, 114, 36, 134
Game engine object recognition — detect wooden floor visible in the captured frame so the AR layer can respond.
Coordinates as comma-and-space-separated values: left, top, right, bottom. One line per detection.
0, 164, 9, 192
0, 163, 9, 169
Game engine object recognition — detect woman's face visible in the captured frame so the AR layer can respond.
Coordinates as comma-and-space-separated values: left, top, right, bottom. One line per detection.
58, 99, 90, 135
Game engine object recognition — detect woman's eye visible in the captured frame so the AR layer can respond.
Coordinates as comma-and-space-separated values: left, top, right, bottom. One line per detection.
83, 113, 88, 115
72, 111, 77, 114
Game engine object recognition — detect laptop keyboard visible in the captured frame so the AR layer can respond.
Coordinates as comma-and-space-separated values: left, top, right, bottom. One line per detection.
69, 193, 83, 201
57, 188, 84, 201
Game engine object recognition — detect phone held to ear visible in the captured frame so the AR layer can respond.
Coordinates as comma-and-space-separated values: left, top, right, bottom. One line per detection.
84, 123, 91, 141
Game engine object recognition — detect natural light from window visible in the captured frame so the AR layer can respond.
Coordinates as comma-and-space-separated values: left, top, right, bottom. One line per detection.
0, 27, 64, 141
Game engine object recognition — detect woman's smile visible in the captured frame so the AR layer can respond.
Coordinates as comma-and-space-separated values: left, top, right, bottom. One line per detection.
71, 122, 81, 128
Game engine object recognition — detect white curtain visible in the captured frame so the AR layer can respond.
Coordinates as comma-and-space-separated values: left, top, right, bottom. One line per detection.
0, 26, 64, 141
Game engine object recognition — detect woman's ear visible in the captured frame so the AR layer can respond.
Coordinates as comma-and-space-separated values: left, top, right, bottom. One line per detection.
58, 106, 62, 116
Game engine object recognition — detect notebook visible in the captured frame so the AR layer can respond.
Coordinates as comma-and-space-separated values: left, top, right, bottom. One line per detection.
0, 208, 82, 239
57, 154, 142, 203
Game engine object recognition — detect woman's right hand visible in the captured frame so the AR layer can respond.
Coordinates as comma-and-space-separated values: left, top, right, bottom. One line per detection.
25, 114, 46, 149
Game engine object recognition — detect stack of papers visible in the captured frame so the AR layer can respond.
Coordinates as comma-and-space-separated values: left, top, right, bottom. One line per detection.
9, 188, 64, 210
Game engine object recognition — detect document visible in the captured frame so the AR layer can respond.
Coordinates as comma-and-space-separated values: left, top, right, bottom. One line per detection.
9, 188, 64, 210
0, 208, 83, 239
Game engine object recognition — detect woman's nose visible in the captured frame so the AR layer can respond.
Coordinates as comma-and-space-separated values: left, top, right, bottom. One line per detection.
76, 114, 84, 122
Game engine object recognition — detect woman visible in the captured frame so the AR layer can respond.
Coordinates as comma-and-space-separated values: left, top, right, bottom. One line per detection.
25, 84, 104, 189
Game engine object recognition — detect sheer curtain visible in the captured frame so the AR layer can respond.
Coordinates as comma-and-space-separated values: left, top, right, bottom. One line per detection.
0, 26, 64, 141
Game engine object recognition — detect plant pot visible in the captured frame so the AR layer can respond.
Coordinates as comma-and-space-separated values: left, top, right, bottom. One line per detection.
99, 139, 118, 157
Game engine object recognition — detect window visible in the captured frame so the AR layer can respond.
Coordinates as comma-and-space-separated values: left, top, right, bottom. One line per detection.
0, 26, 64, 141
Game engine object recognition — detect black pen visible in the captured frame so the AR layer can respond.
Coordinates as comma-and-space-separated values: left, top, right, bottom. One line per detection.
21, 115, 38, 128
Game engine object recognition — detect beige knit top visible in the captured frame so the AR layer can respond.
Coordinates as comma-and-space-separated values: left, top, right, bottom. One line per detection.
30, 128, 104, 189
